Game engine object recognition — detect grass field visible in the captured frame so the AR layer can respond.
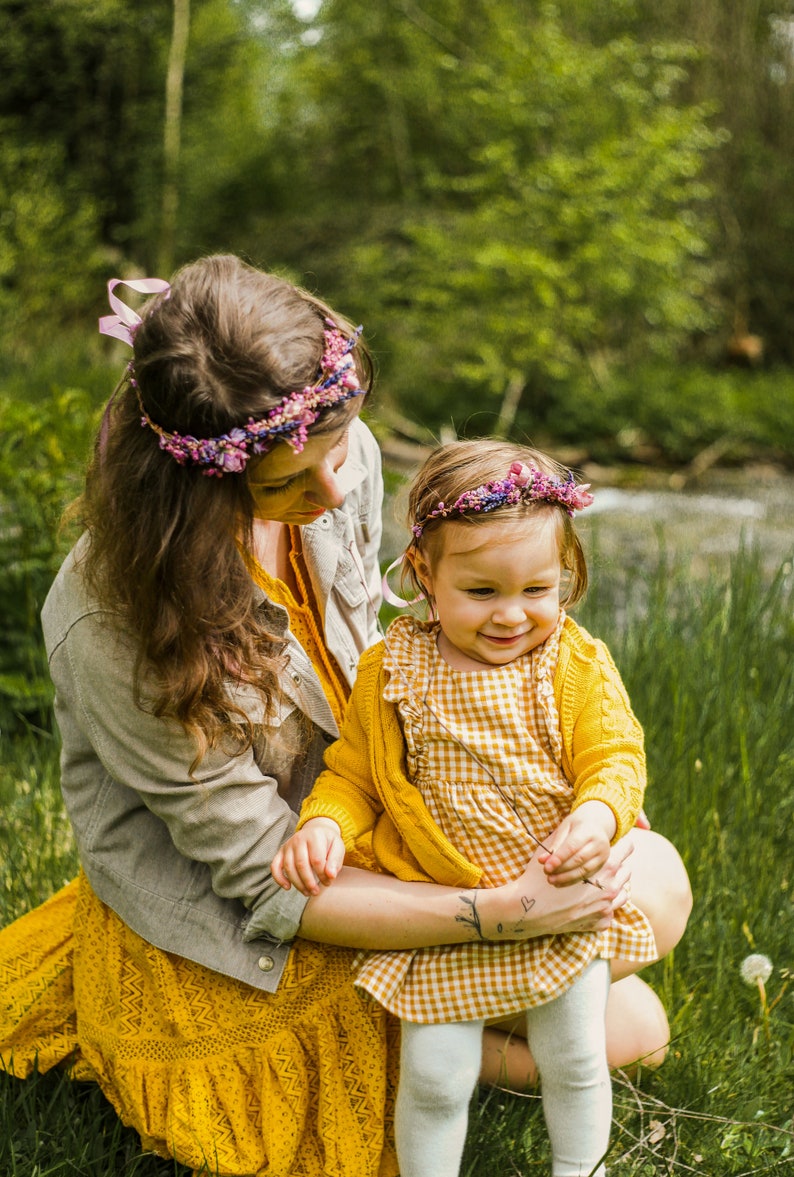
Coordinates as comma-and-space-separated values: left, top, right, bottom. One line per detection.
0, 545, 792, 1175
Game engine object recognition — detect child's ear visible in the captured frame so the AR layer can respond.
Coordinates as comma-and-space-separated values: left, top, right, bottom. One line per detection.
406, 547, 434, 599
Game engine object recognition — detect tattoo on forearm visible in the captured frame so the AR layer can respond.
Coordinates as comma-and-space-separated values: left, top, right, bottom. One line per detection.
501, 895, 537, 937
455, 891, 537, 941
455, 892, 485, 941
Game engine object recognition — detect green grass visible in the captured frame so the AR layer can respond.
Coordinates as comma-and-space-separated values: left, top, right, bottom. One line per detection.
1, 548, 793, 1175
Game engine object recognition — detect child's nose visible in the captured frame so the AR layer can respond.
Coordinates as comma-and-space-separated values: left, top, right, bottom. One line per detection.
492, 601, 526, 626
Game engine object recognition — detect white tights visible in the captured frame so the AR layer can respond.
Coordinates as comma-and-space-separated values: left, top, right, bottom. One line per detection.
394, 958, 611, 1177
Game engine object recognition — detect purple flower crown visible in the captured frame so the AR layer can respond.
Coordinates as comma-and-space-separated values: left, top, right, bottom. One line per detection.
411, 461, 594, 539
98, 276, 366, 478
136, 323, 365, 477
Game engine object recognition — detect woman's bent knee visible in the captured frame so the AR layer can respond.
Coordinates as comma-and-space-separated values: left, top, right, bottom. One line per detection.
606, 975, 670, 1072
627, 830, 693, 960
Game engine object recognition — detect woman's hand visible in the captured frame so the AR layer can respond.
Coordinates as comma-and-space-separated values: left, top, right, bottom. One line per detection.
477, 835, 634, 941
271, 818, 345, 897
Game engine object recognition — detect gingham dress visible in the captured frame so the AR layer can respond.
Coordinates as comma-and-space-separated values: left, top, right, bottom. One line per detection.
353, 614, 657, 1024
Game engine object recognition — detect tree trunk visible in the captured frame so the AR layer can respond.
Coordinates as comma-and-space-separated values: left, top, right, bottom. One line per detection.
494, 372, 525, 439
158, 0, 190, 276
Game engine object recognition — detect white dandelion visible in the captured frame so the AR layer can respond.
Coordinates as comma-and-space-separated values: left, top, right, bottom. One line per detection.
741, 953, 773, 1042
740, 954, 773, 987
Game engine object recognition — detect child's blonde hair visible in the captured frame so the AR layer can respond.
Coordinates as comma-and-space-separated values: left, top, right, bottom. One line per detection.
404, 439, 589, 608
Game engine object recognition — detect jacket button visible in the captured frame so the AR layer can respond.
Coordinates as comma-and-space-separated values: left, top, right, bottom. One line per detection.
291, 671, 301, 686
258, 954, 275, 972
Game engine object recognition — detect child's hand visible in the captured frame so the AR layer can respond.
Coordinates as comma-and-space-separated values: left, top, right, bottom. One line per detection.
271, 818, 345, 897
537, 802, 617, 888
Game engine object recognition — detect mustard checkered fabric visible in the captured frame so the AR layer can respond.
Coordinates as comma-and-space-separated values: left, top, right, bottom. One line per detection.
354, 614, 657, 1024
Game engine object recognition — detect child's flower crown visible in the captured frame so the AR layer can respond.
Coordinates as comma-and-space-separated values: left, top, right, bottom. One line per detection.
411, 461, 594, 539
99, 276, 366, 477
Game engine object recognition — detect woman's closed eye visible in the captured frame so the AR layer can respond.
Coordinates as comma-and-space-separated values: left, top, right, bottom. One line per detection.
250, 475, 299, 496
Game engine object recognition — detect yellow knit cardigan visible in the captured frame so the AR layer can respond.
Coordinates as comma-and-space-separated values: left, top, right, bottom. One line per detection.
297, 616, 646, 888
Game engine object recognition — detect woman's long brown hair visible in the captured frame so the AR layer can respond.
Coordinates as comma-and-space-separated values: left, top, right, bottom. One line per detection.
78, 255, 372, 767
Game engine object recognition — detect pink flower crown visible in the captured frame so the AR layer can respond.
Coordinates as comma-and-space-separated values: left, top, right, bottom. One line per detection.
411, 461, 594, 540
99, 277, 366, 477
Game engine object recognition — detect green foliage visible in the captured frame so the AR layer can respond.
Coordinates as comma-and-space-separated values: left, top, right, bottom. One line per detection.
516, 362, 794, 466
0, 730, 77, 919
624, 0, 794, 364
273, 2, 723, 441
0, 1066, 181, 1175
0, 388, 98, 731
0, 130, 110, 359
0, 0, 171, 354
2, 0, 793, 459
575, 547, 794, 1173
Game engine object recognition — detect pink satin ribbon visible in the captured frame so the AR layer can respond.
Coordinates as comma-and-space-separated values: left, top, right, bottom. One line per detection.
381, 554, 424, 609
98, 277, 171, 346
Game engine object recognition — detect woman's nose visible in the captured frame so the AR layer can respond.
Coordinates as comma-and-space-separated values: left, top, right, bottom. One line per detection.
305, 463, 345, 509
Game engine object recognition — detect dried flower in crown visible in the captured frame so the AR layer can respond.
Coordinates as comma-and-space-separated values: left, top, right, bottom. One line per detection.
98, 276, 366, 478
411, 460, 594, 540
136, 323, 365, 477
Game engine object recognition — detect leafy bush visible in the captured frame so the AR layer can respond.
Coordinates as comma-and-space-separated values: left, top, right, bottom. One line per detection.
512, 362, 794, 468
598, 363, 794, 466
0, 388, 98, 732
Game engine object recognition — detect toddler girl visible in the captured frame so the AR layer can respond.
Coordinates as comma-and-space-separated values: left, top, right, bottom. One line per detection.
273, 439, 658, 1177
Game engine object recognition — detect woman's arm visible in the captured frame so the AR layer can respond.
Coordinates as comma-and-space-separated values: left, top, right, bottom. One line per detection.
298, 836, 634, 949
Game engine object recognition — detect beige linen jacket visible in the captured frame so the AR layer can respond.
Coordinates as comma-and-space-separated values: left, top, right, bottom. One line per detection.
41, 418, 382, 992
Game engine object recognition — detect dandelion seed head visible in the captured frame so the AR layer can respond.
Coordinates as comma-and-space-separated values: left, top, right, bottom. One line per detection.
740, 953, 773, 985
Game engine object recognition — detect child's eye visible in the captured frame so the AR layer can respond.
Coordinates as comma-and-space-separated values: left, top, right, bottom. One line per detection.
524, 585, 547, 595
465, 587, 493, 598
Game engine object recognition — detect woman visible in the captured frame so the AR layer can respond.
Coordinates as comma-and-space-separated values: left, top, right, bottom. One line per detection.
0, 255, 690, 1176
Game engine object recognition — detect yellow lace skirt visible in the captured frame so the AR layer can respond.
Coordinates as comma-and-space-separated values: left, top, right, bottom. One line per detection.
0, 874, 399, 1177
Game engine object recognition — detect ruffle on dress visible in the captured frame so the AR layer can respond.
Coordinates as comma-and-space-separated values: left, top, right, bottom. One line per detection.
0, 878, 88, 1077
0, 873, 399, 1177
382, 614, 567, 785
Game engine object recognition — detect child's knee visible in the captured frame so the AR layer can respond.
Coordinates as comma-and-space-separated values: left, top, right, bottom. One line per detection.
399, 1022, 481, 1114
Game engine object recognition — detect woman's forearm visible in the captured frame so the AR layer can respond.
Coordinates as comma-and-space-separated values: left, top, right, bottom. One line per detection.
298, 867, 513, 948
298, 846, 630, 950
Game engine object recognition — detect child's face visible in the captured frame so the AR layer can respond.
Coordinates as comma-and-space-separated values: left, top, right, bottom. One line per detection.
414, 511, 562, 670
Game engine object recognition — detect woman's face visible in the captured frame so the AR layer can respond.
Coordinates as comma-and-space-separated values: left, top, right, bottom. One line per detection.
247, 415, 358, 524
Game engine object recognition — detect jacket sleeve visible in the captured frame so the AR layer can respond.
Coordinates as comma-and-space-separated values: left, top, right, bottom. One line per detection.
50, 607, 309, 922
558, 624, 646, 841
296, 649, 385, 846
